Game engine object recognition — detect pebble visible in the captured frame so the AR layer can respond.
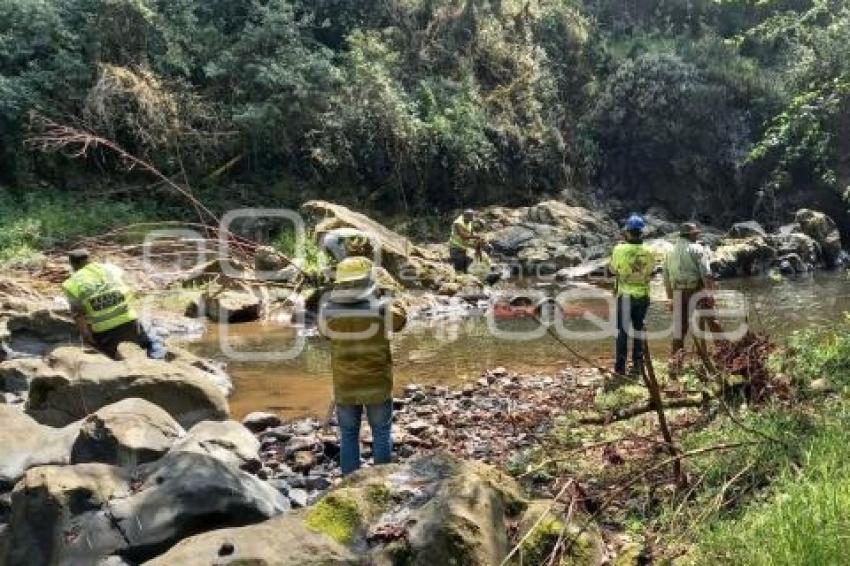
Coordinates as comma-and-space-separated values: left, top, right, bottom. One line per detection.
242, 411, 282, 433
288, 488, 309, 508
251, 365, 603, 515
267, 479, 291, 495
285, 435, 317, 453
263, 426, 294, 442
291, 451, 317, 472
406, 420, 432, 436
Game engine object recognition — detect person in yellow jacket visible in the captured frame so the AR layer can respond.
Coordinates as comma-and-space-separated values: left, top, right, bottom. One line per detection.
609, 215, 655, 376
62, 249, 163, 360
318, 255, 407, 475
448, 208, 482, 273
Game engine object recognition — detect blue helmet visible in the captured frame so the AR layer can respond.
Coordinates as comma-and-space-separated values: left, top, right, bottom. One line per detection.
624, 214, 645, 232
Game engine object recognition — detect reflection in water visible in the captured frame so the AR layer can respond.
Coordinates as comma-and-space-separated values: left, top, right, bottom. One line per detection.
185, 271, 850, 419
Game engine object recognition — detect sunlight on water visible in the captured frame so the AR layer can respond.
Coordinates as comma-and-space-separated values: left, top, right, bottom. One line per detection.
185, 271, 850, 419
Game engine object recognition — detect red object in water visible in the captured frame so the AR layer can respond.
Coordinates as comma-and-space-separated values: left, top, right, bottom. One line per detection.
492, 303, 537, 319
491, 298, 611, 321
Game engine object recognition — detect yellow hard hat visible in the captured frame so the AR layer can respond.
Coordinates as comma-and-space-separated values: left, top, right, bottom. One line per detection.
335, 257, 374, 284
331, 257, 378, 303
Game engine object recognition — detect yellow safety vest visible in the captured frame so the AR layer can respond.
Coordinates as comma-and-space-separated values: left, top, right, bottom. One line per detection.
449, 215, 475, 250
62, 263, 137, 333
320, 300, 407, 405
610, 242, 654, 298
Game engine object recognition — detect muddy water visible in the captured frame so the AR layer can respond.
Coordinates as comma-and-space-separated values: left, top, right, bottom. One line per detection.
185, 272, 850, 420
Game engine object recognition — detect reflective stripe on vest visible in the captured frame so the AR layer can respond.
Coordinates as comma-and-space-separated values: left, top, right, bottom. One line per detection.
610, 242, 654, 297
449, 216, 474, 249
62, 263, 137, 333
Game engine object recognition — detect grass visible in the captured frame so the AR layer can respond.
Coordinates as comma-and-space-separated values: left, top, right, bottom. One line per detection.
674, 321, 850, 564
271, 227, 324, 276
691, 412, 850, 565
0, 188, 167, 266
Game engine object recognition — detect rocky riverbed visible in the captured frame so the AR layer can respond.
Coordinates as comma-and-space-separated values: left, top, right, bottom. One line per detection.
240, 366, 604, 510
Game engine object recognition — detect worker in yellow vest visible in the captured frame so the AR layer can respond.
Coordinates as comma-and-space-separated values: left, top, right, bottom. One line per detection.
318, 254, 407, 474
609, 215, 655, 376
448, 208, 482, 273
62, 249, 163, 360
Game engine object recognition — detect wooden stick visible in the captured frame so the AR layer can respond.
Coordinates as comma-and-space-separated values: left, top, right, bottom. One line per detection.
641, 339, 687, 488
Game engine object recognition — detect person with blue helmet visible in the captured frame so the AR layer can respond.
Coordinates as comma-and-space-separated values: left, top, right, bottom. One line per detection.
609, 214, 655, 376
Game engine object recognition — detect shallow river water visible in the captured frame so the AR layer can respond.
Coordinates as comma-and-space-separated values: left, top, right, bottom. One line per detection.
185, 271, 850, 419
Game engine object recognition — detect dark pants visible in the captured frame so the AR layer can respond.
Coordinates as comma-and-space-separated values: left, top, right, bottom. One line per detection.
449, 246, 471, 273
670, 289, 723, 367
93, 320, 164, 360
615, 295, 650, 375
336, 401, 393, 475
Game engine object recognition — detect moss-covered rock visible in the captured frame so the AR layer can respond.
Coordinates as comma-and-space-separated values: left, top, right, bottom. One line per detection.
304, 493, 362, 544
514, 500, 606, 566
146, 452, 529, 565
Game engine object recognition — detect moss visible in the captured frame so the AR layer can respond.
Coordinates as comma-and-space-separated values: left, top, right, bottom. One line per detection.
613, 542, 644, 566
304, 494, 362, 545
519, 515, 598, 566
365, 483, 391, 507
594, 384, 647, 412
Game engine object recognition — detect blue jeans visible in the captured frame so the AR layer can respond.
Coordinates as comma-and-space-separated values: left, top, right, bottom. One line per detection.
615, 295, 650, 375
336, 400, 393, 475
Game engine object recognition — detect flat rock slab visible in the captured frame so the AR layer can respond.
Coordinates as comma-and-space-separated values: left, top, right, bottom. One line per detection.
0, 406, 79, 491
21, 347, 229, 429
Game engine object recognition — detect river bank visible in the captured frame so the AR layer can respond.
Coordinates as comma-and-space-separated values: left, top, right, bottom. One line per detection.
2, 199, 850, 564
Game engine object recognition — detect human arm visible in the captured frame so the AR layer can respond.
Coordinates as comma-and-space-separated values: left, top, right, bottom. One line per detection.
691, 244, 715, 290
389, 300, 407, 333
66, 294, 96, 346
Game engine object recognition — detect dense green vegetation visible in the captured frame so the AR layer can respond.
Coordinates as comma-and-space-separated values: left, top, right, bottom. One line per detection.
0, 189, 169, 265
2, 0, 850, 228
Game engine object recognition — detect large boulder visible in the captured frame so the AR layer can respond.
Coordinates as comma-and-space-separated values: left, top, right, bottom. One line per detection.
0, 463, 132, 566
526, 201, 616, 237
490, 225, 537, 256
302, 201, 455, 290
144, 515, 360, 565
711, 236, 777, 278
22, 347, 229, 429
795, 209, 843, 267
774, 224, 820, 263
195, 289, 262, 323
169, 420, 261, 472
70, 398, 185, 467
109, 452, 287, 562
0, 299, 78, 357
0, 406, 79, 491
728, 221, 766, 239
481, 201, 617, 273
1, 453, 287, 565
145, 453, 525, 565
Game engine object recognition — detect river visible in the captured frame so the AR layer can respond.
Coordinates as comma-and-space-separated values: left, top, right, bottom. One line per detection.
185, 271, 850, 420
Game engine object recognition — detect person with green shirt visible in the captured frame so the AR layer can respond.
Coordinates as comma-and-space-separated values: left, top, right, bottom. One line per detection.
62, 249, 164, 360
609, 215, 655, 376
448, 208, 481, 273
663, 222, 721, 373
